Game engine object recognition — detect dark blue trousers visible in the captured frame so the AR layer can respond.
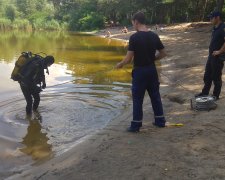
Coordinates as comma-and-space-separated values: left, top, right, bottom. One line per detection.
131, 65, 165, 128
202, 55, 224, 98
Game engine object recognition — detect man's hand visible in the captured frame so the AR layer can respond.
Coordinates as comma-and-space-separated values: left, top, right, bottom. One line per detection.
115, 51, 134, 69
115, 62, 123, 69
42, 83, 46, 89
212, 50, 221, 56
213, 41, 225, 56
155, 49, 167, 60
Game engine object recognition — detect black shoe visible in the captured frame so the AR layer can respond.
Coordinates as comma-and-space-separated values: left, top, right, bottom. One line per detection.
152, 122, 166, 128
212, 95, 219, 101
195, 92, 207, 98
127, 127, 140, 132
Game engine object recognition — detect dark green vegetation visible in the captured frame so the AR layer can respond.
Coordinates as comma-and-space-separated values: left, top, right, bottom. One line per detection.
0, 0, 224, 31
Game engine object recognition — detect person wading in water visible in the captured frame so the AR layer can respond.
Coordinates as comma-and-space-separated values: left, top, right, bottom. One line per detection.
16, 54, 54, 115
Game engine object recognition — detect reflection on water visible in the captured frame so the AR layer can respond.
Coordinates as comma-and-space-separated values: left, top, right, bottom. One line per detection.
0, 30, 132, 175
20, 112, 52, 161
0, 31, 131, 86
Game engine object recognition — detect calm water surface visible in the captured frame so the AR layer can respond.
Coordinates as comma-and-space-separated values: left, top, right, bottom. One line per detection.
0, 31, 132, 175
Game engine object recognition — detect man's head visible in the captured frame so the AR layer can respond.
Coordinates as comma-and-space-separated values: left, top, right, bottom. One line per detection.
132, 12, 146, 30
208, 11, 222, 25
44, 56, 54, 68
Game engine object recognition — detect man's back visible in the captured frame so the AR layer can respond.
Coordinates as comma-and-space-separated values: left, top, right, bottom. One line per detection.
128, 31, 164, 67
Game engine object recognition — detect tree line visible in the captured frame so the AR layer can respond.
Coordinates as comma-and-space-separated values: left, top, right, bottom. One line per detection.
0, 0, 224, 31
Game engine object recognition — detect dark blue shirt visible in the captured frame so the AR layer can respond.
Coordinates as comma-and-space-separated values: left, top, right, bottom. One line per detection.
128, 31, 164, 67
209, 22, 225, 54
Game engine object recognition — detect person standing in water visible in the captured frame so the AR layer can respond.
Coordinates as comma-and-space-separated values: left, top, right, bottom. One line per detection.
19, 55, 54, 115
115, 12, 167, 132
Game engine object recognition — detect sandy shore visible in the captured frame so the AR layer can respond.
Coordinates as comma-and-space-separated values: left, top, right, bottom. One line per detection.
6, 23, 225, 180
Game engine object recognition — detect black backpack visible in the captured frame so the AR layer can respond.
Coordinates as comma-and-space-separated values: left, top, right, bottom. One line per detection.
11, 52, 48, 81
11, 52, 33, 81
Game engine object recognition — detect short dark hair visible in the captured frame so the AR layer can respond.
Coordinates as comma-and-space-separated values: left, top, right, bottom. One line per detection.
132, 12, 146, 24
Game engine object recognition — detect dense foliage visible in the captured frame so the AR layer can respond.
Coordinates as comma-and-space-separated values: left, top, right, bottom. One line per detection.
0, 0, 224, 31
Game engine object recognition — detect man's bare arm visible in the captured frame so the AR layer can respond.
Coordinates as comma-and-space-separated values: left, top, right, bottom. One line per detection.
115, 51, 134, 69
155, 49, 167, 60
212, 38, 225, 56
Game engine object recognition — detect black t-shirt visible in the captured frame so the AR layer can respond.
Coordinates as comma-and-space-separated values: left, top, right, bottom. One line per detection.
209, 22, 225, 54
128, 31, 164, 67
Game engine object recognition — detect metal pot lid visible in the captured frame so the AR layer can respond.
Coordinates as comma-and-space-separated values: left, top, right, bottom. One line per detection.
195, 96, 214, 103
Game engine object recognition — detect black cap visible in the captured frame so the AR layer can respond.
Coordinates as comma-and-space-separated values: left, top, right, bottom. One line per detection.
208, 11, 222, 19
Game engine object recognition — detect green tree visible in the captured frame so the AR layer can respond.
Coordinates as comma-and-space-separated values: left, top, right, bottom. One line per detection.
16, 0, 38, 17
217, 0, 224, 11
0, 0, 224, 31
5, 5, 16, 21
36, 0, 48, 11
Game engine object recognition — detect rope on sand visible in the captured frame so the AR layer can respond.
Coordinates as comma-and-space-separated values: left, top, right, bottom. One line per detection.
160, 71, 190, 92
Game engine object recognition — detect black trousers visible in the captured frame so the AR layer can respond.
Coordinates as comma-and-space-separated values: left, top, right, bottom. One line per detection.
202, 55, 224, 98
20, 84, 40, 114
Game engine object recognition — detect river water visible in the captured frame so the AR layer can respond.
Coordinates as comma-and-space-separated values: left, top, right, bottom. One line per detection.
0, 31, 132, 176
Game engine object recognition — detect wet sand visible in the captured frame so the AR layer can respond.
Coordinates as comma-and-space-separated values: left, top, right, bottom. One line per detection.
6, 23, 225, 180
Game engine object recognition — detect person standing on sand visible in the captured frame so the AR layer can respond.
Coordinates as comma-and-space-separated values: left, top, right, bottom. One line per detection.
196, 11, 225, 100
115, 12, 167, 132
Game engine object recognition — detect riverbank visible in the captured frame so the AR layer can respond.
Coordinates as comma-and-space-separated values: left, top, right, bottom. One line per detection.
6, 22, 225, 180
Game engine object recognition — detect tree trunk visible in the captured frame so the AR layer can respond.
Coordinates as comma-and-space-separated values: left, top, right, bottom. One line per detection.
195, 0, 200, 21
201, 0, 209, 21
216, 0, 224, 12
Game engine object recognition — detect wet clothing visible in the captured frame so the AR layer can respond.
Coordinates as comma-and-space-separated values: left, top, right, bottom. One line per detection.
201, 23, 225, 98
20, 57, 45, 86
19, 57, 46, 114
20, 83, 40, 114
128, 31, 166, 129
